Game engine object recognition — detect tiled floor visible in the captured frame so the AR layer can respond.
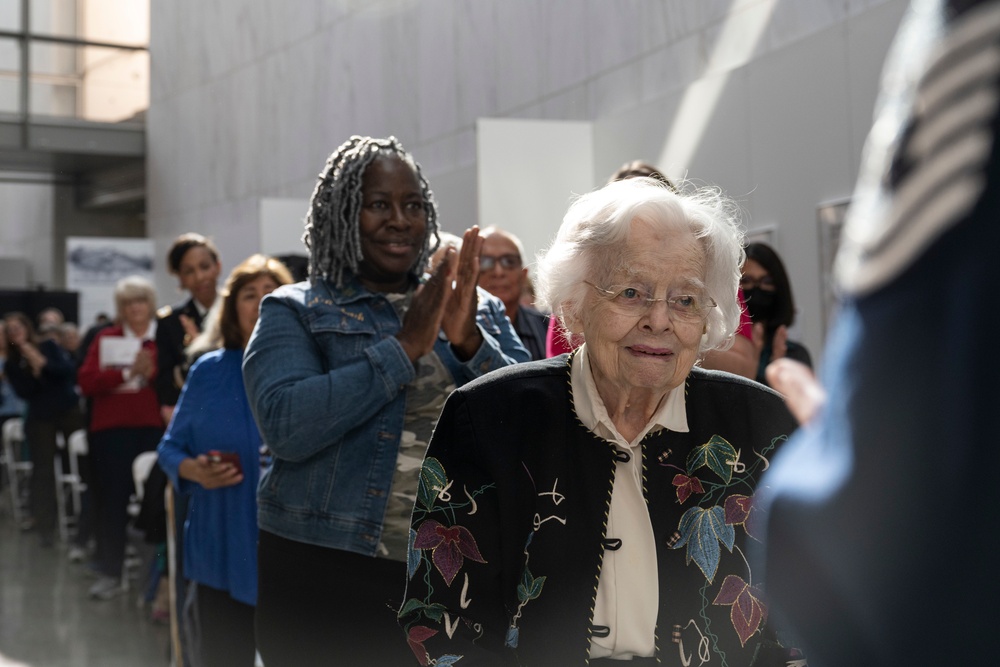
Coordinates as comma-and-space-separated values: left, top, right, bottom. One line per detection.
0, 511, 170, 667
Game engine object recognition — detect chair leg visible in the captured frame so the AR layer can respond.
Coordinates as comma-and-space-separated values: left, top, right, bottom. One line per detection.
54, 457, 70, 543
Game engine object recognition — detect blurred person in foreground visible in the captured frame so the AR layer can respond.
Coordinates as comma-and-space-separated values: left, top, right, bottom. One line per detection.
400, 176, 802, 665
158, 254, 292, 667
242, 135, 528, 665
758, 1, 1000, 665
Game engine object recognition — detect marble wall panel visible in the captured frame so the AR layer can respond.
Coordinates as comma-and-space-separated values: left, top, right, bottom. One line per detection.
227, 64, 262, 200
340, 14, 389, 138
847, 0, 897, 16
312, 19, 360, 161
587, 64, 643, 119
376, 3, 422, 144
582, 0, 642, 75
539, 2, 590, 94
765, 0, 846, 52
418, 0, 459, 142
493, 3, 544, 113
541, 85, 591, 122
149, 1, 177, 102
453, 127, 477, 168
641, 0, 702, 47
454, 1, 498, 130
701, 1, 775, 76
411, 132, 458, 179
640, 33, 703, 104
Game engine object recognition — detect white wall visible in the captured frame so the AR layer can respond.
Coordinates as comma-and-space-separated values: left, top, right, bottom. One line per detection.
477, 118, 594, 270
148, 0, 911, 356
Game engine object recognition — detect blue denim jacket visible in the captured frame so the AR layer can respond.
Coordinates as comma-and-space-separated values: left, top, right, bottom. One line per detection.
243, 276, 529, 554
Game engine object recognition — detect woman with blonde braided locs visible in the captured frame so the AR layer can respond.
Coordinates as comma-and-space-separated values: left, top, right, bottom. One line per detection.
242, 135, 528, 665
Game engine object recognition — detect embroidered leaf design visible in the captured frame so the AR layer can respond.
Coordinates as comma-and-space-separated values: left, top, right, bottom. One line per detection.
517, 567, 546, 601
672, 506, 735, 582
505, 625, 520, 648
672, 474, 705, 504
436, 656, 463, 666
712, 574, 768, 646
724, 494, 763, 541
417, 457, 448, 510
399, 598, 448, 623
407, 528, 421, 578
407, 625, 438, 666
414, 520, 487, 586
686, 435, 738, 483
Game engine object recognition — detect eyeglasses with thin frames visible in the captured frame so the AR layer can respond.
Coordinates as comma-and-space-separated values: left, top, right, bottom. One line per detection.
585, 281, 716, 322
479, 254, 522, 271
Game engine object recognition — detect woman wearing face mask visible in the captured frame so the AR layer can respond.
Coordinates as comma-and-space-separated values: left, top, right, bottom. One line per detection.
740, 242, 812, 386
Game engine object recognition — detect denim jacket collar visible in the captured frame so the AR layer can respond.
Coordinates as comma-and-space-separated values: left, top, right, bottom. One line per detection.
317, 274, 420, 306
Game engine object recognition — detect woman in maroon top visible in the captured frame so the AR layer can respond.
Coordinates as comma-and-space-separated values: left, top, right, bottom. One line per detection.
78, 275, 164, 600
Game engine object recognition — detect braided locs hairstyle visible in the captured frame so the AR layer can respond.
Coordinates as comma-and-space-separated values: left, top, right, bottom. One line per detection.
303, 135, 440, 286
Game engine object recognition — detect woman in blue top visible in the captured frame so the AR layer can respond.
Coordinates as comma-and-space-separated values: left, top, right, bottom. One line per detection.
242, 135, 529, 666
157, 254, 292, 667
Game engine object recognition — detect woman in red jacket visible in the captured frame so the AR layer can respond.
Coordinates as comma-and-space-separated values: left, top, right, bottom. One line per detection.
78, 275, 164, 600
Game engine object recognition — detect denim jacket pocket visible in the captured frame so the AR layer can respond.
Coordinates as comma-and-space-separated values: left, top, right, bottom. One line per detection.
305, 308, 379, 362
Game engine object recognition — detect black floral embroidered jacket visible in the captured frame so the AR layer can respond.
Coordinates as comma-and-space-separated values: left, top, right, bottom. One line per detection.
400, 355, 804, 666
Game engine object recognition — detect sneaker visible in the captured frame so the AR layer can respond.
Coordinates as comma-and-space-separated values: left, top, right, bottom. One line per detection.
88, 576, 124, 600
67, 545, 88, 563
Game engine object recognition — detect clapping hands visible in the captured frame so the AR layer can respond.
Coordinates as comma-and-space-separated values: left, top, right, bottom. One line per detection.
396, 226, 484, 363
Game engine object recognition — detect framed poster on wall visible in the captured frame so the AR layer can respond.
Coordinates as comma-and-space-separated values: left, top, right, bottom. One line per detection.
66, 237, 154, 328
817, 198, 850, 333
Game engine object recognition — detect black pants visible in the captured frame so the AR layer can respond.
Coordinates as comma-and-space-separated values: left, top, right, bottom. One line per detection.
89, 426, 162, 577
25, 407, 85, 537
184, 582, 256, 667
255, 530, 413, 666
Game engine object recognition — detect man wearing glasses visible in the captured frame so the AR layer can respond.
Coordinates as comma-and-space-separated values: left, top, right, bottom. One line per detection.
477, 226, 550, 360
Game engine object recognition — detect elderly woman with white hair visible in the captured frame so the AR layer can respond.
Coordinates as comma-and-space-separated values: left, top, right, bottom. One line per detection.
79, 275, 164, 600
400, 177, 803, 666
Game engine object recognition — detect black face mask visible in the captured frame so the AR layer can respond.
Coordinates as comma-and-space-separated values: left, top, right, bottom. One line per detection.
744, 288, 776, 322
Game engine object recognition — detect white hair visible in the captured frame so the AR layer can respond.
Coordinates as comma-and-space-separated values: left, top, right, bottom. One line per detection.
113, 275, 157, 321
535, 177, 745, 354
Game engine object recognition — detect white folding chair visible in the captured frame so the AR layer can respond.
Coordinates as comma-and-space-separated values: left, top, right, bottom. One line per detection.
2, 418, 32, 528
123, 450, 159, 591
54, 429, 88, 543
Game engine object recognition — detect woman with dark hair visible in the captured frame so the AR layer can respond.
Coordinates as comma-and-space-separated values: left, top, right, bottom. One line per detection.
157, 254, 293, 667
242, 135, 528, 665
156, 233, 222, 423
741, 242, 812, 385
3, 311, 84, 547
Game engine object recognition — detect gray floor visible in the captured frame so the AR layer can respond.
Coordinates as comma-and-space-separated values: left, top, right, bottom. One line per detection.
0, 510, 170, 667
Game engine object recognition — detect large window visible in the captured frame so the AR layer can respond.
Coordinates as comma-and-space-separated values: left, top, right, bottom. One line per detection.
0, 0, 148, 123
